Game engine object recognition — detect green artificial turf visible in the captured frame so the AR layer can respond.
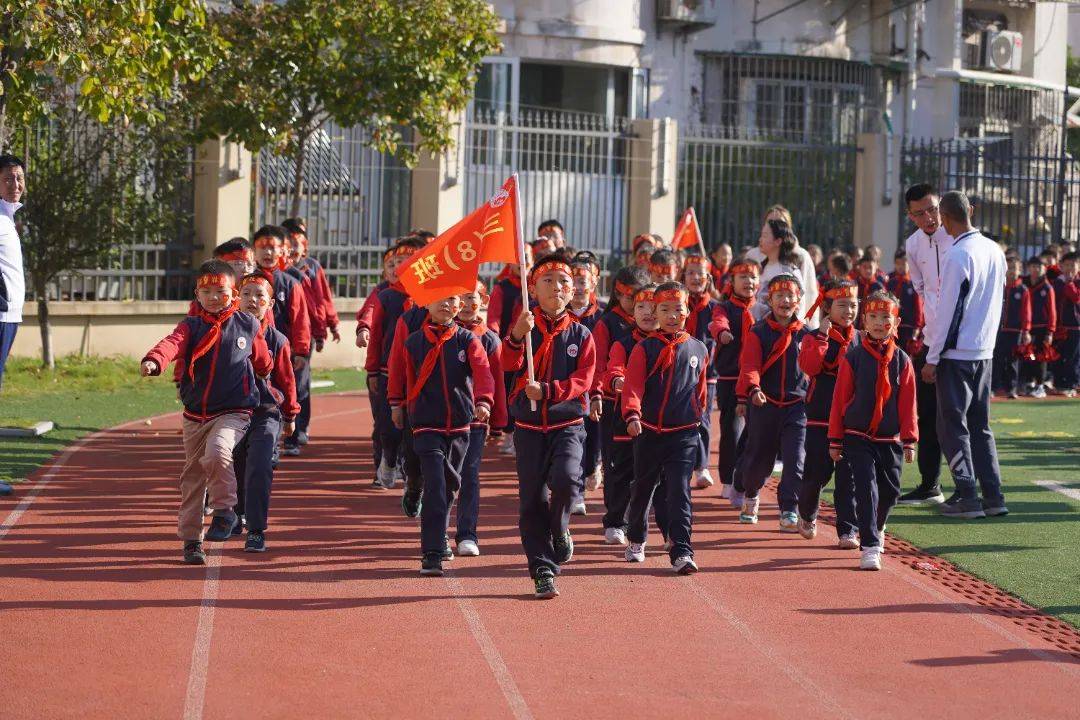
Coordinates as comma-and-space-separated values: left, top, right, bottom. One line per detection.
824, 397, 1080, 628
0, 355, 364, 484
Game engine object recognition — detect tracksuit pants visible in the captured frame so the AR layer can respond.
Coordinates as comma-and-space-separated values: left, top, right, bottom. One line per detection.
285, 355, 311, 448
913, 349, 943, 492
514, 423, 585, 578
233, 409, 281, 532
992, 330, 1023, 395
626, 428, 697, 561
695, 382, 717, 470
370, 373, 401, 469
715, 380, 745, 490
936, 358, 1004, 504
415, 432, 469, 556
601, 400, 633, 529
455, 424, 487, 544
798, 424, 857, 537
741, 402, 805, 513
401, 415, 423, 496
177, 413, 250, 541
1053, 329, 1079, 390
842, 436, 902, 550
1022, 328, 1051, 386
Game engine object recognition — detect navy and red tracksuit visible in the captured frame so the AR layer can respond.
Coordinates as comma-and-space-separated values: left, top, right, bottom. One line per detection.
709, 295, 755, 492
736, 314, 810, 512
600, 328, 645, 530
856, 276, 886, 329
796, 324, 859, 536
829, 337, 918, 550
993, 280, 1031, 394
622, 331, 709, 561
455, 319, 508, 544
686, 292, 718, 472
365, 281, 414, 469
302, 255, 340, 336
234, 319, 300, 533
887, 272, 924, 351
572, 299, 604, 486
503, 312, 596, 578
710, 264, 731, 299
143, 306, 272, 423
388, 320, 494, 556
390, 306, 431, 494
356, 278, 390, 464
592, 305, 637, 493
1052, 275, 1080, 390
261, 267, 311, 358
285, 264, 324, 448
1024, 278, 1056, 386
487, 268, 525, 434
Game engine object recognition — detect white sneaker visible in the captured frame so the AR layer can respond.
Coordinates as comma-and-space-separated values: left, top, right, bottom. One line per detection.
499, 433, 516, 456
625, 542, 646, 562
570, 500, 587, 516
719, 484, 733, 499
585, 467, 603, 491
860, 546, 882, 570
385, 466, 402, 489
693, 468, 714, 489
456, 539, 480, 557
1030, 384, 1047, 399
604, 527, 628, 545
837, 533, 860, 550
797, 518, 817, 539
375, 458, 392, 488
739, 495, 759, 524
672, 556, 699, 574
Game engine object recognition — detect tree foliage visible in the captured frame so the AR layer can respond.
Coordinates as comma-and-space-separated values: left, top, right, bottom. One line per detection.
192, 0, 501, 214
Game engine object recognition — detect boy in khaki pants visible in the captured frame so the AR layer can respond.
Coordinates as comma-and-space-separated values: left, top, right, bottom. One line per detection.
141, 260, 273, 564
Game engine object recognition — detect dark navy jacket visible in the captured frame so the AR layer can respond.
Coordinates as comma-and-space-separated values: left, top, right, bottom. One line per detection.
709, 297, 755, 381
603, 329, 646, 441
265, 267, 311, 357
257, 323, 300, 419
592, 306, 636, 399
797, 325, 860, 425
828, 339, 918, 446
736, 315, 810, 405
1000, 280, 1031, 335
364, 282, 413, 374
621, 332, 709, 432
685, 293, 719, 382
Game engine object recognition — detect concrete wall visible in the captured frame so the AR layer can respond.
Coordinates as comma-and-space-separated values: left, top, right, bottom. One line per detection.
9, 299, 368, 370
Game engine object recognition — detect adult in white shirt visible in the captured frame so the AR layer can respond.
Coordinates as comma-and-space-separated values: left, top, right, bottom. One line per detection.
0, 153, 26, 496
746, 205, 819, 326
896, 183, 952, 506
922, 191, 1007, 520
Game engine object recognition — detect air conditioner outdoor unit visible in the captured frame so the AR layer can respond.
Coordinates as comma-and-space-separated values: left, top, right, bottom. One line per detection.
656, 0, 715, 29
982, 29, 1023, 73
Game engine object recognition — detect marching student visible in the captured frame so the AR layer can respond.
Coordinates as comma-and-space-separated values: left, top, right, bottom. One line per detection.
1052, 252, 1079, 396
282, 230, 325, 457
599, 282, 658, 545
570, 253, 603, 506
681, 253, 719, 489
622, 282, 709, 574
865, 244, 889, 285
1023, 256, 1056, 398
887, 249, 924, 352
993, 256, 1031, 399
355, 246, 398, 472
795, 280, 860, 547
708, 260, 760, 503
232, 273, 300, 553
388, 293, 494, 577
648, 248, 681, 284
855, 254, 886, 329
487, 244, 533, 457
709, 243, 733, 298
392, 302, 431, 517
140, 261, 272, 564
364, 236, 425, 487
503, 249, 596, 599
632, 233, 661, 268
828, 291, 918, 570
213, 238, 257, 278
453, 282, 507, 556
735, 274, 809, 529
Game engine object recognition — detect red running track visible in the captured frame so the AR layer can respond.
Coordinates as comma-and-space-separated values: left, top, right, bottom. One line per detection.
1, 392, 1078, 719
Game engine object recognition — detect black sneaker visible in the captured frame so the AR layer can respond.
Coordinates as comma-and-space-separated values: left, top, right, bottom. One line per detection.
183, 541, 206, 565
441, 536, 454, 561
244, 531, 266, 553
401, 489, 422, 518
420, 552, 444, 576
940, 497, 987, 519
897, 485, 945, 505
553, 530, 574, 564
231, 515, 245, 536
205, 510, 238, 541
982, 498, 1010, 517
297, 431, 310, 446
534, 569, 559, 599
944, 492, 962, 506
282, 444, 301, 457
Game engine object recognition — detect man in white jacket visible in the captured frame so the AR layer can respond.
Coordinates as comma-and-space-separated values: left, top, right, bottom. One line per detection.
922, 191, 1007, 519
0, 154, 26, 496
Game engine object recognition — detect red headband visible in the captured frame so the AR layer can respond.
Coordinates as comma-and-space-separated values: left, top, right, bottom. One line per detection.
653, 287, 688, 304
730, 262, 760, 277
238, 274, 272, 292
633, 288, 656, 305
805, 284, 857, 319
530, 260, 572, 283
218, 249, 254, 263
253, 236, 281, 249
768, 279, 802, 297
650, 261, 678, 275
683, 255, 712, 270
571, 264, 595, 278
614, 280, 638, 297
197, 273, 235, 291
385, 245, 417, 260
864, 299, 900, 317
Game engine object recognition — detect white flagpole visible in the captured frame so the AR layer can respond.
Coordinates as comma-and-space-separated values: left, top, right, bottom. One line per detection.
510, 173, 537, 411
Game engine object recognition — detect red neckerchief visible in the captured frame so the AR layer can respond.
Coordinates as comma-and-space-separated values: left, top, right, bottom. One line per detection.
823, 323, 855, 371
761, 314, 803, 374
189, 300, 241, 381
511, 312, 574, 400
858, 276, 877, 297
455, 317, 486, 336
608, 303, 634, 328
728, 294, 755, 348
685, 292, 711, 336
861, 335, 896, 434
406, 321, 457, 404
647, 330, 690, 378
258, 267, 276, 284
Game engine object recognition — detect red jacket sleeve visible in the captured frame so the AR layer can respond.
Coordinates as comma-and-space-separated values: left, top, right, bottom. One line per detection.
898, 357, 919, 447
590, 320, 611, 396
273, 339, 300, 419
385, 318, 409, 405
501, 333, 525, 372
316, 265, 339, 330
250, 329, 272, 378
287, 285, 312, 357
1021, 289, 1032, 332
488, 343, 508, 429
546, 334, 596, 403
356, 291, 379, 331
604, 341, 629, 395
364, 296, 386, 373
797, 332, 828, 377
487, 285, 505, 335
735, 331, 764, 400
467, 337, 494, 409
1046, 285, 1057, 334
828, 356, 856, 447
143, 321, 192, 376
708, 303, 731, 339
696, 355, 708, 416
302, 275, 327, 342
621, 343, 647, 421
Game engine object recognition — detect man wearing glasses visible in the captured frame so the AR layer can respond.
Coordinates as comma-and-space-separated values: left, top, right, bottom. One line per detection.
897, 183, 953, 506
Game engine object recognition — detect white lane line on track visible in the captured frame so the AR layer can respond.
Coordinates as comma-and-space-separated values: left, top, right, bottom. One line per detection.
446, 575, 534, 720
686, 578, 859, 720
183, 545, 223, 720
1032, 480, 1080, 503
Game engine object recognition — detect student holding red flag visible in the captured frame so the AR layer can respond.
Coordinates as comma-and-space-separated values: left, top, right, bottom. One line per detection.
672, 207, 707, 257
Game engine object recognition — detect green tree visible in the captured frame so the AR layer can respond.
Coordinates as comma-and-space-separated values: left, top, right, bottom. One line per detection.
0, 0, 223, 147
193, 0, 501, 216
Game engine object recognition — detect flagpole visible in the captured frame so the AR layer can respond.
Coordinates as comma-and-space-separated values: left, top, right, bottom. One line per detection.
690, 206, 708, 259
510, 173, 537, 411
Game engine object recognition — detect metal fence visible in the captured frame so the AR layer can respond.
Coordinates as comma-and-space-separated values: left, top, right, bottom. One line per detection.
678, 124, 859, 254
898, 137, 1080, 259
464, 107, 630, 252
255, 119, 412, 298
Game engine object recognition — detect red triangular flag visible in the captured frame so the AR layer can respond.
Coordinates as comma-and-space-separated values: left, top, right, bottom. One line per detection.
672, 207, 701, 250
